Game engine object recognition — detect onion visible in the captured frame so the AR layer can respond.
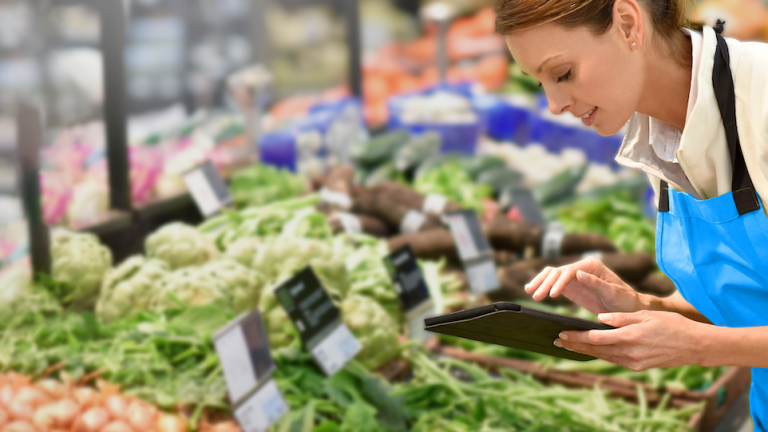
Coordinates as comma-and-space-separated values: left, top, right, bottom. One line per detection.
72, 407, 110, 432
125, 401, 155, 431
13, 388, 49, 408
0, 407, 8, 428
156, 414, 187, 432
32, 399, 79, 429
104, 396, 128, 421
0, 385, 14, 407
99, 420, 136, 432
200, 420, 242, 432
7, 400, 33, 421
36, 379, 66, 400
1, 420, 38, 432
73, 388, 99, 409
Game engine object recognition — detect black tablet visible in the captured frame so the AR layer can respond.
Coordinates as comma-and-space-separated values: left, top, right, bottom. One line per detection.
424, 301, 615, 361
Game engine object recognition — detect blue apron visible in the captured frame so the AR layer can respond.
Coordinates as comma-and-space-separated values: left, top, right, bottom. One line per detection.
655, 23, 768, 430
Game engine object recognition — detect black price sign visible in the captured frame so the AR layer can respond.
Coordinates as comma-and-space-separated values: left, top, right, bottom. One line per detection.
442, 210, 501, 296
183, 160, 233, 218
501, 187, 546, 227
385, 245, 431, 314
385, 245, 436, 343
275, 267, 361, 376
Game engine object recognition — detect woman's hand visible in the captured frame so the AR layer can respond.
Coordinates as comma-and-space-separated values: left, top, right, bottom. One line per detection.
525, 257, 649, 315
556, 311, 709, 370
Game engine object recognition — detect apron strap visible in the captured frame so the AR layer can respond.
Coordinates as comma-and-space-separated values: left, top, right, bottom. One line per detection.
659, 20, 760, 215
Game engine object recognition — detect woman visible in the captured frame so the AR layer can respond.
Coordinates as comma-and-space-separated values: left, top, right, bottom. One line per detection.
497, 0, 768, 427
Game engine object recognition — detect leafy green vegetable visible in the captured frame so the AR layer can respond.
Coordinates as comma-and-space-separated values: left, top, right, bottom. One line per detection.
96, 255, 171, 323
413, 161, 492, 213
229, 164, 306, 209
50, 229, 113, 310
145, 222, 220, 269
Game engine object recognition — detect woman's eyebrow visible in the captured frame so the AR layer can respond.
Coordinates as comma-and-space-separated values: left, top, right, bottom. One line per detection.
537, 54, 563, 73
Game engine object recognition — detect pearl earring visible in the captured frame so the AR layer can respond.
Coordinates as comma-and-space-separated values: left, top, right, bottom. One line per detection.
632, 42, 637, 48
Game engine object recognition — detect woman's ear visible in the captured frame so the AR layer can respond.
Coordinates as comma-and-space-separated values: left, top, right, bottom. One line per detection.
613, 0, 645, 50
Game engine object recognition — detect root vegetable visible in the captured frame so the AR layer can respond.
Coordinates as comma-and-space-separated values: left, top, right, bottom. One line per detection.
329, 213, 390, 237
321, 164, 355, 196
72, 388, 99, 409
0, 408, 7, 428
12, 388, 49, 409
0, 386, 14, 407
387, 229, 459, 263
32, 399, 78, 429
100, 420, 135, 432
7, 401, 33, 421
369, 181, 461, 214
104, 396, 127, 421
125, 401, 155, 431
353, 194, 441, 233
156, 414, 187, 432
560, 233, 617, 256
35, 380, 65, 401
484, 218, 617, 256
2, 420, 37, 432
72, 407, 109, 432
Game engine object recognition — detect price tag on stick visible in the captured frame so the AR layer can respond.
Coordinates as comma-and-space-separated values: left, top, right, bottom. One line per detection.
385, 245, 436, 344
501, 187, 546, 227
213, 309, 288, 432
183, 160, 233, 218
442, 210, 501, 295
275, 267, 361, 376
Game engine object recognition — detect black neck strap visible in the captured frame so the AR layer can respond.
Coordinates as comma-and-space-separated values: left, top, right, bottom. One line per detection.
659, 21, 760, 215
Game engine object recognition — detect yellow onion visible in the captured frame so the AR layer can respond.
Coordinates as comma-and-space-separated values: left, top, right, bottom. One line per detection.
73, 388, 100, 409
13, 387, 50, 408
100, 420, 136, 432
32, 398, 79, 430
36, 379, 66, 400
72, 406, 110, 432
0, 407, 8, 428
104, 395, 128, 421
0, 385, 14, 407
7, 400, 33, 421
156, 413, 188, 432
125, 400, 156, 431
1, 420, 38, 432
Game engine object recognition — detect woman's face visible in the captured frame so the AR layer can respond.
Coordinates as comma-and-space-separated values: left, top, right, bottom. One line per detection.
506, 22, 645, 136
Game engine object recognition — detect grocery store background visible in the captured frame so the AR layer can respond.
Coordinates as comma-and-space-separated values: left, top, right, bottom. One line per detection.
0, 0, 767, 431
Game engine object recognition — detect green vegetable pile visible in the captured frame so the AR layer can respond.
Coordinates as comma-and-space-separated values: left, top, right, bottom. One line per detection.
413, 161, 492, 213
229, 164, 307, 209
558, 191, 656, 255
50, 229, 113, 311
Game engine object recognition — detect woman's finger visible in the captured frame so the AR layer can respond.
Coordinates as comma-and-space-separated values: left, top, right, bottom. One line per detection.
549, 266, 578, 298
560, 328, 629, 345
533, 267, 563, 301
556, 340, 631, 358
525, 266, 555, 294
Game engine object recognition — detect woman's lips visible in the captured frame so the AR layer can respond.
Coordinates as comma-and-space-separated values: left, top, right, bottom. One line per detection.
581, 107, 598, 126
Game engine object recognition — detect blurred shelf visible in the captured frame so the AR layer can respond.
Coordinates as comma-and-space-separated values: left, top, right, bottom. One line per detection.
74, 210, 133, 236
136, 191, 194, 220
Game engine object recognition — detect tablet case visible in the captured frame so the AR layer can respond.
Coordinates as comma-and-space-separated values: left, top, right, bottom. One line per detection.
424, 301, 615, 361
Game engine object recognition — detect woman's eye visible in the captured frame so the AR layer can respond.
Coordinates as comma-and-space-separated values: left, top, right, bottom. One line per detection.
538, 82, 542, 88
556, 70, 572, 83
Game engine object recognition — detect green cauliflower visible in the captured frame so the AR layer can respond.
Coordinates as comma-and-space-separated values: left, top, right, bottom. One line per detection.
258, 286, 298, 349
0, 267, 60, 324
51, 229, 113, 310
224, 236, 263, 268
200, 259, 262, 313
145, 223, 220, 270
96, 256, 170, 323
341, 295, 399, 371
151, 267, 232, 312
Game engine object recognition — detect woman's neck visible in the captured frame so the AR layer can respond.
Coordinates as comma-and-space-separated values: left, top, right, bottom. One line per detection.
636, 37, 693, 130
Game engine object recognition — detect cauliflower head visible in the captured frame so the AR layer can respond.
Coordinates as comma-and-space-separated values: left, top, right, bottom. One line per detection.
51, 229, 113, 310
96, 256, 170, 322
145, 223, 220, 270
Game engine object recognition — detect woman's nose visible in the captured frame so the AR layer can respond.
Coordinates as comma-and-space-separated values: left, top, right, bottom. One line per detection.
546, 91, 572, 115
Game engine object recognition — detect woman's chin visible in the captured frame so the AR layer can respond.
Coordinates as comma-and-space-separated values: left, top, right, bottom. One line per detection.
593, 118, 626, 137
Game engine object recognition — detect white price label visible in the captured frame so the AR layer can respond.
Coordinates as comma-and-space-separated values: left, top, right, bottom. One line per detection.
310, 323, 361, 376
234, 379, 289, 432
444, 215, 480, 261
466, 260, 501, 295
213, 325, 258, 403
422, 194, 448, 215
400, 210, 426, 234
319, 188, 352, 210
336, 212, 362, 234
407, 301, 437, 345
542, 223, 566, 260
184, 168, 221, 217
